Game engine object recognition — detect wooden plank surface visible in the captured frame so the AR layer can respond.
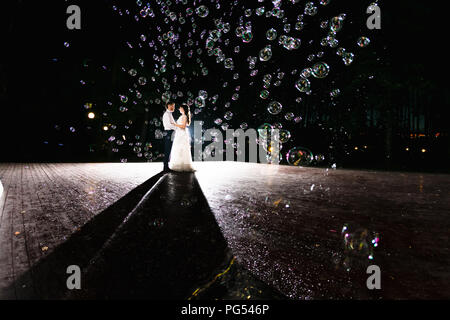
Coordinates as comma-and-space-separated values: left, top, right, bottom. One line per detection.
0, 163, 162, 298
1, 162, 449, 299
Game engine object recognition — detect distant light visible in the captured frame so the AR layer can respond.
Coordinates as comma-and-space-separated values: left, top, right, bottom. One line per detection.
405, 147, 409, 151
363, 145, 367, 149
421, 148, 426, 153
354, 146, 358, 150
103, 126, 109, 131
88, 112, 95, 119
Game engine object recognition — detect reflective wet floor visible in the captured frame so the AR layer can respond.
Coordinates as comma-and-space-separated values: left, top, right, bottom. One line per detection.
195, 162, 450, 299
0, 162, 449, 299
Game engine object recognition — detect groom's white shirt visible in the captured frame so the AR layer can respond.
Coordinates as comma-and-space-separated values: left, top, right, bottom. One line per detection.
162, 110, 177, 130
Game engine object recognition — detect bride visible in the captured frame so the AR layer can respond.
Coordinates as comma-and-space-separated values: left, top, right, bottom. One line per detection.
169, 104, 195, 172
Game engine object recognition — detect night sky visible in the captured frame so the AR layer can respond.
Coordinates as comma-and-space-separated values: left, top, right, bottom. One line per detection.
1, 1, 448, 171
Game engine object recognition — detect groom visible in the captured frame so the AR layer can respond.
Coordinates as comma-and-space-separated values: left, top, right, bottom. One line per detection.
162, 101, 177, 172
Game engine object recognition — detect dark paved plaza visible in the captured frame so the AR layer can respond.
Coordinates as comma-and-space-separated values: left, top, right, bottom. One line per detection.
0, 162, 449, 299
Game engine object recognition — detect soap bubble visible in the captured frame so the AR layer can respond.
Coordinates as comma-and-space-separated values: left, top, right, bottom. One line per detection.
330, 88, 341, 98
90, 0, 376, 160
295, 78, 311, 92
287, 147, 313, 166
224, 111, 233, 120
336, 47, 346, 56
224, 58, 234, 69
304, 2, 318, 16
357, 36, 371, 48
329, 16, 344, 32
260, 90, 270, 99
341, 224, 380, 263
279, 129, 291, 143
267, 101, 283, 115
138, 76, 147, 85
266, 28, 278, 41
295, 21, 305, 31
242, 30, 253, 43
195, 97, 205, 108
259, 45, 273, 61
284, 112, 295, 121
195, 5, 209, 18
198, 90, 208, 99
342, 52, 355, 66
300, 68, 312, 78
312, 62, 330, 78
315, 154, 325, 163
155, 130, 164, 139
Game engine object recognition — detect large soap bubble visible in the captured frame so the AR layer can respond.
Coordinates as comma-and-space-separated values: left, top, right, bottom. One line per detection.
286, 147, 314, 166
312, 62, 330, 78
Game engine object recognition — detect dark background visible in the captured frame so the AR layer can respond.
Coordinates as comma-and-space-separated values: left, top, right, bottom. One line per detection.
0, 1, 448, 172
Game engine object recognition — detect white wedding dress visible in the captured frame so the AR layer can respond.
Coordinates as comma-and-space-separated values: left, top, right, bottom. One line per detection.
169, 115, 195, 172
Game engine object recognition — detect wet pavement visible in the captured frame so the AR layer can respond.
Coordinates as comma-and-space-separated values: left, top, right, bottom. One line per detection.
1, 162, 449, 299
0, 163, 160, 298
195, 162, 450, 299
64, 172, 283, 299
2, 166, 284, 299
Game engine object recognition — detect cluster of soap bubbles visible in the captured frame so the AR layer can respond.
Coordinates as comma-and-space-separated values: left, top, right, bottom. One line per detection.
76, 0, 374, 162
333, 224, 380, 272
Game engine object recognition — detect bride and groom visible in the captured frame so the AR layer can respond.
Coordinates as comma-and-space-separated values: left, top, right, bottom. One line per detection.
162, 101, 195, 173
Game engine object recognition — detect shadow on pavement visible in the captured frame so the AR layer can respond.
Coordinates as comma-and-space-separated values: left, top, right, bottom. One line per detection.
3, 171, 165, 299
66, 172, 232, 299
6, 171, 285, 300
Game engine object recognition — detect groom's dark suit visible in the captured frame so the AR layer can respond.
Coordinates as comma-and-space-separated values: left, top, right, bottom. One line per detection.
163, 130, 173, 171
162, 110, 177, 171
